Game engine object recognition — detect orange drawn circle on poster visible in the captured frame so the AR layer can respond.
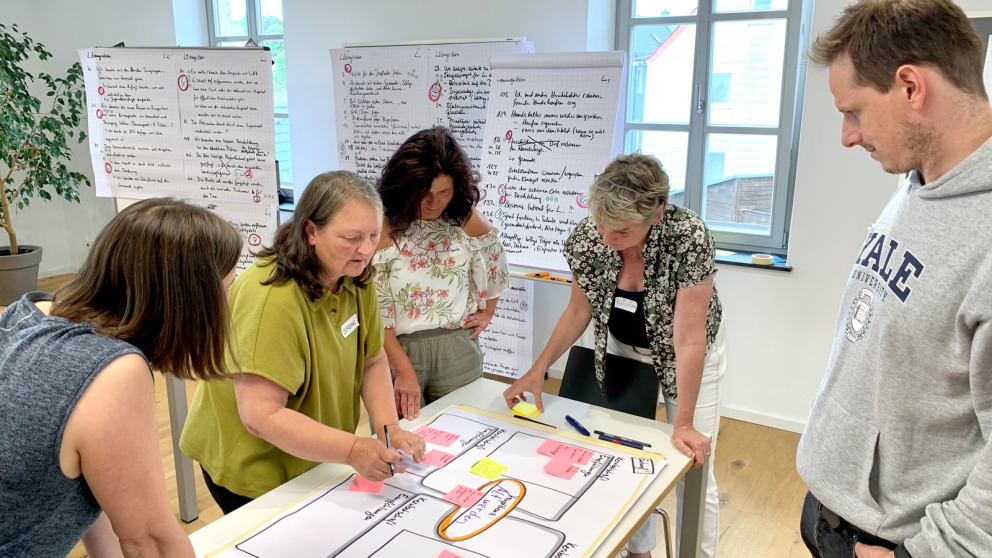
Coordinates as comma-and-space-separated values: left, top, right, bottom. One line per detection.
437, 478, 525, 542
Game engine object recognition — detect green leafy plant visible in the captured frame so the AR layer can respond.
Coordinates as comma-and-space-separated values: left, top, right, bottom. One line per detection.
0, 22, 90, 255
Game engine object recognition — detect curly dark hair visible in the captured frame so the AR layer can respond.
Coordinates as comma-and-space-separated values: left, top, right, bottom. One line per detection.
377, 126, 481, 238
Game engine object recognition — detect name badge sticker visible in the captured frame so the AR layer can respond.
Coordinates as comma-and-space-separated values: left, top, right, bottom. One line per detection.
341, 313, 359, 338
614, 297, 638, 313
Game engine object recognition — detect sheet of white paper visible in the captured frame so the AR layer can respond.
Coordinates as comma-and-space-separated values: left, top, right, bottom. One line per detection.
478, 53, 625, 272
329, 41, 533, 183
78, 48, 277, 204
204, 407, 665, 558
479, 279, 533, 379
186, 199, 277, 274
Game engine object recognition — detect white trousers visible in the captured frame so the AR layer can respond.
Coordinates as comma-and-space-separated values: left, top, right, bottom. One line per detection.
611, 326, 726, 557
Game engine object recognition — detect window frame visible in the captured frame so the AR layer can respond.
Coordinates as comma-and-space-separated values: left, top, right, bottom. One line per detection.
615, 0, 812, 253
205, 0, 292, 193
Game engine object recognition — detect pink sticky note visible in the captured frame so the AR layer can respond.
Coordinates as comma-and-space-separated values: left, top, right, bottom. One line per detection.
537, 439, 593, 465
414, 425, 461, 447
442, 484, 485, 508
537, 438, 565, 457
544, 454, 581, 480
424, 449, 457, 468
437, 550, 464, 558
348, 475, 385, 493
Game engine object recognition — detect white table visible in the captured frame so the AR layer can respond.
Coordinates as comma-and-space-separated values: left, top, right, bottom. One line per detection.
189, 378, 707, 557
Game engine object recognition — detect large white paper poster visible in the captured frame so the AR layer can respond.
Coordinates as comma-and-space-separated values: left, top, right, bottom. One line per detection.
478, 53, 625, 272
204, 407, 666, 558
329, 41, 534, 182
187, 200, 278, 274
480, 279, 533, 379
78, 48, 277, 205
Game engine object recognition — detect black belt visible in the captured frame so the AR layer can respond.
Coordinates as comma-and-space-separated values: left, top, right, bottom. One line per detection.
813, 496, 912, 557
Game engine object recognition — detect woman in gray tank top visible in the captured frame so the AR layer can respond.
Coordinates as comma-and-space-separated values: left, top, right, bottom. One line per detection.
0, 198, 241, 557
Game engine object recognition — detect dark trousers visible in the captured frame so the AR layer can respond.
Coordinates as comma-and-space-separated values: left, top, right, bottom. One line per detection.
201, 466, 254, 515
800, 491, 900, 557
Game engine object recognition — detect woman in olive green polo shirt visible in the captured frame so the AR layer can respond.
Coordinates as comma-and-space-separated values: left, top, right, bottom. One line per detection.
181, 171, 426, 513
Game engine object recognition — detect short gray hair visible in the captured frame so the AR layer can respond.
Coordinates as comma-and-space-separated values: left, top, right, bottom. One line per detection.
589, 153, 669, 227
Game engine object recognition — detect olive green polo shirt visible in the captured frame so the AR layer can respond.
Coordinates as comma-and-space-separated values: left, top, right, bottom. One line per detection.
180, 258, 384, 498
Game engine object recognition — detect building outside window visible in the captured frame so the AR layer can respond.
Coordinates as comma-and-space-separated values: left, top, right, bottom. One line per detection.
618, 0, 811, 253
207, 0, 294, 202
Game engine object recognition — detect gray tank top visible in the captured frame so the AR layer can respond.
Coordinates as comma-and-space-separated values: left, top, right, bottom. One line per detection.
0, 292, 145, 556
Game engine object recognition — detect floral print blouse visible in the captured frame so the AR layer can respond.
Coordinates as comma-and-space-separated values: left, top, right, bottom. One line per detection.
564, 204, 723, 399
373, 219, 510, 335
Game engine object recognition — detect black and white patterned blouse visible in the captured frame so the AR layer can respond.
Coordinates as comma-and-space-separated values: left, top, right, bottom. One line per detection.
564, 204, 723, 399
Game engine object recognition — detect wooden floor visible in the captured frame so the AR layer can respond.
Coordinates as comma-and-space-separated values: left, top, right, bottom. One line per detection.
39, 274, 809, 558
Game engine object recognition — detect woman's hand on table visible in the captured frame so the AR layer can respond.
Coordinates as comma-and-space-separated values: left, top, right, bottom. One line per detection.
672, 424, 712, 468
462, 309, 494, 339
503, 367, 546, 412
393, 371, 421, 420
347, 438, 404, 481
387, 427, 426, 462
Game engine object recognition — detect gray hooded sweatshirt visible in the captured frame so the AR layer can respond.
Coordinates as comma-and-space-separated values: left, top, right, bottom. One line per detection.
797, 137, 992, 557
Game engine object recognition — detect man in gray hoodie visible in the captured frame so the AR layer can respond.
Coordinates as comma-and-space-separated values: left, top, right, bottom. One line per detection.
796, 1, 992, 557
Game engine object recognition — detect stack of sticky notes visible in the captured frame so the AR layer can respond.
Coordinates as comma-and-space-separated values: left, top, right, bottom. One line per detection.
536, 439, 595, 481
512, 401, 541, 418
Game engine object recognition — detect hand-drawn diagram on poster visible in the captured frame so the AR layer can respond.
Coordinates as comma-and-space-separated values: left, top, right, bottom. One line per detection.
479, 279, 533, 379
329, 41, 534, 183
205, 407, 665, 558
77, 48, 277, 204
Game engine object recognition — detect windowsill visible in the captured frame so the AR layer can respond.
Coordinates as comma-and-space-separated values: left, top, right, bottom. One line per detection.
715, 251, 791, 272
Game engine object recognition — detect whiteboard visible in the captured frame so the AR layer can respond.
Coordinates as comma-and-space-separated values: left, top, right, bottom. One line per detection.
329, 40, 534, 183
478, 52, 626, 272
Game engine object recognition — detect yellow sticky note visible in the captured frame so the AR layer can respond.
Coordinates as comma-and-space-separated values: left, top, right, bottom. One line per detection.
512, 401, 540, 418
470, 457, 508, 480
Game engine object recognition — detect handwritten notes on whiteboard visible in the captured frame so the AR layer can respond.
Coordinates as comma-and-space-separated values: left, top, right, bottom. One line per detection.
479, 52, 625, 272
480, 279, 533, 379
78, 48, 277, 205
329, 41, 533, 183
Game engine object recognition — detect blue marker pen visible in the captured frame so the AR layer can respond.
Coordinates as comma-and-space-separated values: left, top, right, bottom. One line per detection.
598, 434, 643, 450
564, 415, 591, 436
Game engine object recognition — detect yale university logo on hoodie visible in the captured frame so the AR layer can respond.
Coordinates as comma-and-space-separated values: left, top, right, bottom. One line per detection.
845, 229, 925, 342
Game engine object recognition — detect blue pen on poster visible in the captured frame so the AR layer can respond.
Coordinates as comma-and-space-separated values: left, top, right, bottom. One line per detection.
598, 433, 643, 450
383, 424, 395, 477
564, 415, 591, 436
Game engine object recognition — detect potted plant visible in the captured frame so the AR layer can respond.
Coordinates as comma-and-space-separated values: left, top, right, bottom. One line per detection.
0, 22, 90, 304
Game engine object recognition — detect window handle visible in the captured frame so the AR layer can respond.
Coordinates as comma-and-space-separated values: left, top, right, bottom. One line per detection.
695, 84, 705, 114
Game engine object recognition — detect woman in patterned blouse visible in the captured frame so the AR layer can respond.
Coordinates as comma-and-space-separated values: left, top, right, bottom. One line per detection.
503, 153, 726, 558
374, 127, 510, 420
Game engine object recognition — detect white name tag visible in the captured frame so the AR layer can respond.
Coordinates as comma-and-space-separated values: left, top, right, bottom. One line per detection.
614, 297, 638, 313
341, 313, 359, 338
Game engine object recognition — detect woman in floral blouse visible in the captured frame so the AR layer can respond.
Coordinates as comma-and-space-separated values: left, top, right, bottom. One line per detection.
374, 127, 510, 420
503, 153, 726, 558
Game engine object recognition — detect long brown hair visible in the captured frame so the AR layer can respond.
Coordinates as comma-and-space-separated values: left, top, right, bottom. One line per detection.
808, 0, 987, 99
256, 171, 383, 301
377, 126, 480, 239
51, 198, 242, 381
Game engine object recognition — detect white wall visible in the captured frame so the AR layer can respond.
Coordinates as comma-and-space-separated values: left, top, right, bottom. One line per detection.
6, 1, 180, 277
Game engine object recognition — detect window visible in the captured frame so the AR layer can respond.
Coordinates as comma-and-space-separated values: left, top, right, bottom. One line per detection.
617, 0, 811, 252
206, 0, 294, 199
